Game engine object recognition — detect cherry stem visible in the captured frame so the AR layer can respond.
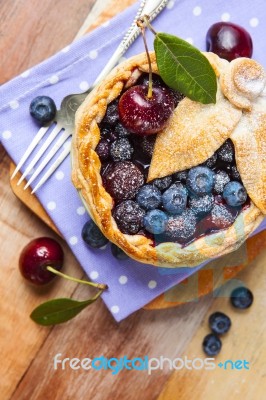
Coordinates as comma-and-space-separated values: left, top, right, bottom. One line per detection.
46, 266, 108, 290
137, 17, 153, 99
143, 15, 157, 36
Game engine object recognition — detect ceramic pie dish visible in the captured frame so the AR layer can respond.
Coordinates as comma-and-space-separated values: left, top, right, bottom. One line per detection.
72, 51, 265, 268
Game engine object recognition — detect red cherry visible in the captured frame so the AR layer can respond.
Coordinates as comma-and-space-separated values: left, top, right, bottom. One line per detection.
19, 237, 64, 285
206, 22, 253, 61
118, 85, 175, 135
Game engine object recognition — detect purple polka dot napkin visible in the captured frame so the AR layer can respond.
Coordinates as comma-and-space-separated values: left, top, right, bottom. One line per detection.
1, 0, 266, 321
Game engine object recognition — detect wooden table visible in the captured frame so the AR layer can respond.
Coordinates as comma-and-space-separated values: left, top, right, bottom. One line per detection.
1, 1, 265, 399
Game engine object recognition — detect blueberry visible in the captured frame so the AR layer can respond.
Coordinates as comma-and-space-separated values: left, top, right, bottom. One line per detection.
165, 210, 197, 241
143, 209, 168, 234
162, 183, 188, 214
223, 181, 247, 207
209, 312, 231, 335
110, 243, 129, 260
202, 153, 218, 168
217, 140, 234, 163
113, 200, 145, 234
139, 135, 156, 158
102, 100, 119, 125
230, 286, 254, 309
110, 138, 134, 161
172, 170, 188, 183
100, 125, 118, 142
152, 176, 172, 191
187, 166, 215, 195
81, 220, 109, 248
29, 96, 56, 124
114, 123, 130, 137
136, 184, 162, 211
96, 139, 110, 161
209, 204, 236, 229
188, 194, 214, 216
214, 170, 230, 194
230, 165, 241, 181
202, 333, 222, 356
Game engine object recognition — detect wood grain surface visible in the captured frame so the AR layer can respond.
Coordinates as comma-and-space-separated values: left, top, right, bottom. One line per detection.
1, 1, 266, 400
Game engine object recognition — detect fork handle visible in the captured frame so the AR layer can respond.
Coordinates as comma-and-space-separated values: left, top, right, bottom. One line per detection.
92, 0, 169, 87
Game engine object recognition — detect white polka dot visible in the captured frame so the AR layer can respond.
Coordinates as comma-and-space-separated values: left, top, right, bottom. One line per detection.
111, 305, 120, 314
249, 17, 259, 27
186, 37, 194, 44
79, 81, 89, 91
221, 12, 230, 22
89, 50, 98, 59
148, 280, 157, 289
21, 70, 30, 78
62, 45, 71, 53
55, 170, 64, 180
119, 275, 128, 285
77, 206, 86, 215
166, 0, 175, 9
49, 75, 59, 84
9, 100, 19, 109
2, 130, 12, 140
69, 236, 78, 245
47, 201, 56, 210
90, 270, 99, 279
102, 20, 110, 28
193, 6, 202, 16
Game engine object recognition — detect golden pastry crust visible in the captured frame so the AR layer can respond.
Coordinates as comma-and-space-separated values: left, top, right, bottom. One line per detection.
72, 52, 265, 268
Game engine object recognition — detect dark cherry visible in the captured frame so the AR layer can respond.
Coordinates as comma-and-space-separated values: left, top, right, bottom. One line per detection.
137, 72, 184, 107
206, 22, 253, 61
118, 85, 175, 135
102, 161, 145, 202
137, 72, 165, 88
19, 237, 64, 285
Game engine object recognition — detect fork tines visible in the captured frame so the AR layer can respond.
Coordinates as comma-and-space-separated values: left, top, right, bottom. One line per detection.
12, 122, 71, 192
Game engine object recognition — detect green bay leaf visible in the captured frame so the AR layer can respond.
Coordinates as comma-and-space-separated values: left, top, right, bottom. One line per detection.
154, 33, 217, 104
30, 294, 101, 326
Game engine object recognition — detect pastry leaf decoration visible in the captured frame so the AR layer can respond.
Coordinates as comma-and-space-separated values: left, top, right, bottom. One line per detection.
154, 33, 217, 104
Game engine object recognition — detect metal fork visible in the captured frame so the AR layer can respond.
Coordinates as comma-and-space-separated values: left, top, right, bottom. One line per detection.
12, 0, 169, 193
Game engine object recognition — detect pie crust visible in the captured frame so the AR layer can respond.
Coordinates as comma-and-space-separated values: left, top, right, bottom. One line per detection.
72, 52, 265, 268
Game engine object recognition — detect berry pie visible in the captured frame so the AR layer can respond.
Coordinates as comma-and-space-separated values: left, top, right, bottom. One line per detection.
72, 52, 266, 267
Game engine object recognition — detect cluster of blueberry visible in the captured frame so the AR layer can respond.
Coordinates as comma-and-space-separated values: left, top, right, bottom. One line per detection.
97, 89, 248, 245
203, 286, 254, 356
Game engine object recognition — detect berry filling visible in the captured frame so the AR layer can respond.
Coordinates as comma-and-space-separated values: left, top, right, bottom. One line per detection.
97, 73, 250, 246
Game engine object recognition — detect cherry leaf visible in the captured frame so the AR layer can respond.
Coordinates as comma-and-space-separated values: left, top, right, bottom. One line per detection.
154, 33, 217, 104
30, 293, 102, 326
